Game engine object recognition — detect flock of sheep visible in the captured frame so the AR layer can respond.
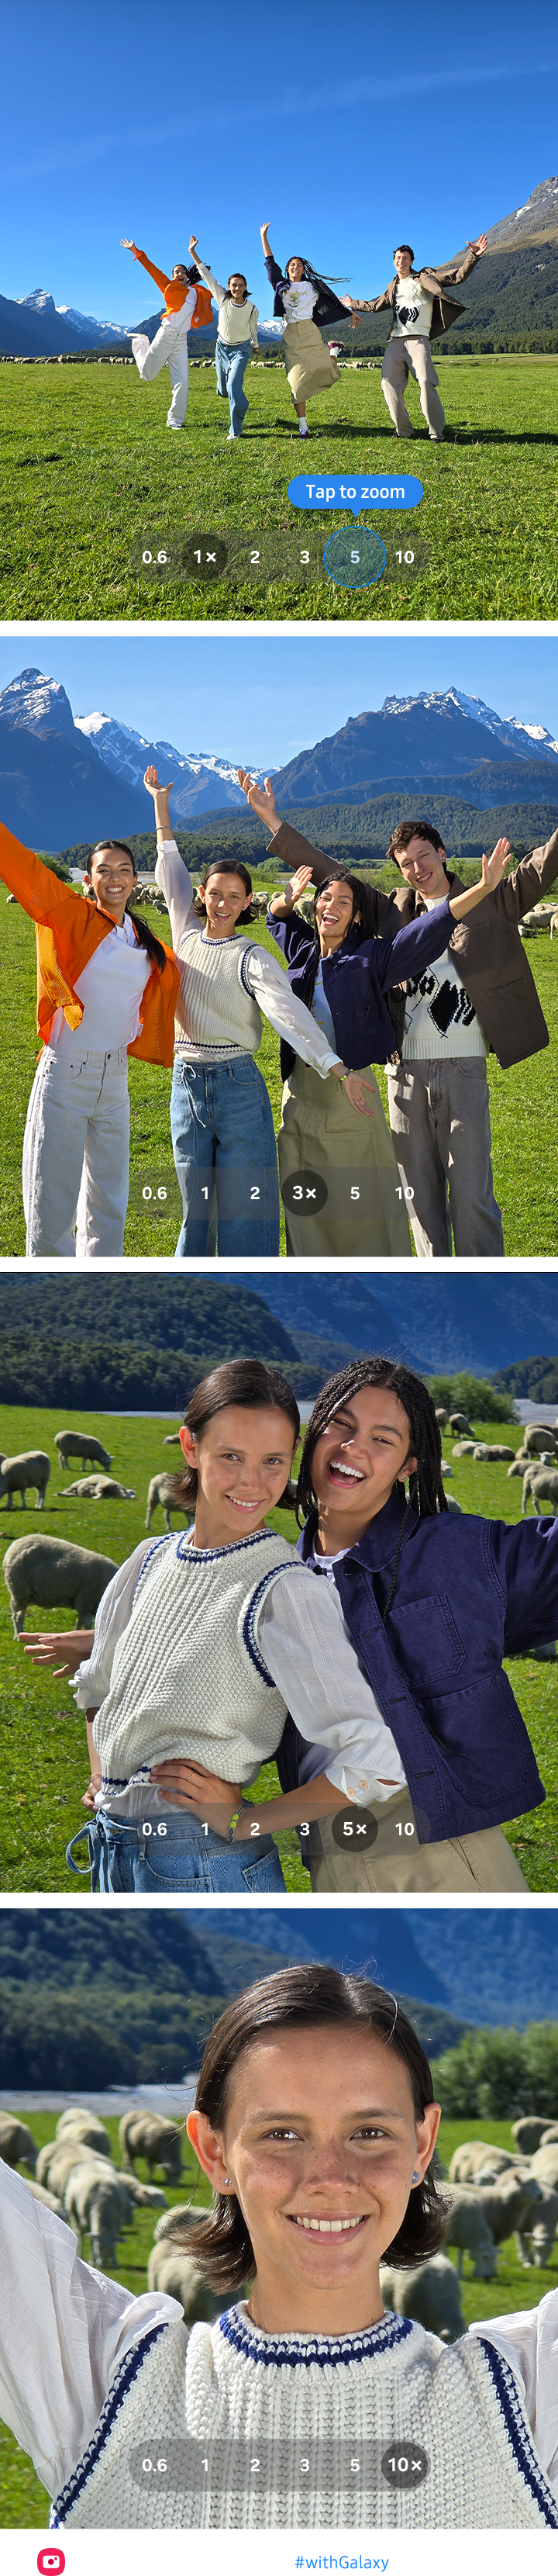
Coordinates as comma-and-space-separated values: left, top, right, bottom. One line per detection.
3, 2101, 558, 2346
0, 1425, 187, 1637
1, 1411, 557, 1641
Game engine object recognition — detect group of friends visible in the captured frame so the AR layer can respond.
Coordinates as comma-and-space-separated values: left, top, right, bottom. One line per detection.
22, 1350, 558, 1899
121, 223, 488, 442
2, 772, 556, 1261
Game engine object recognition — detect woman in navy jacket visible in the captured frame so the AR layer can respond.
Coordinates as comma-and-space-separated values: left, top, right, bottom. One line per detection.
146, 1356, 556, 1896
260, 221, 353, 433
239, 769, 511, 1257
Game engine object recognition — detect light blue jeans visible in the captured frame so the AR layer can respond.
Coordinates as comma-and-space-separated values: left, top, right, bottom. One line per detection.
170, 1054, 280, 1256
215, 339, 251, 434
66, 1813, 286, 1894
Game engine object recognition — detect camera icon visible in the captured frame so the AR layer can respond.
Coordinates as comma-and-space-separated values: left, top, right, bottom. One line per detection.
37, 2554, 66, 2573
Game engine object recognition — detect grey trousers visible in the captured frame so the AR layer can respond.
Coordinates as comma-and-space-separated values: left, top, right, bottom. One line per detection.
381, 336, 446, 439
308, 1790, 528, 1893
387, 1056, 505, 1259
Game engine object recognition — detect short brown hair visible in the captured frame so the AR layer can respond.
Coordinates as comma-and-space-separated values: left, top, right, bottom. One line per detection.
394, 244, 414, 261
185, 1965, 446, 2291
387, 818, 448, 866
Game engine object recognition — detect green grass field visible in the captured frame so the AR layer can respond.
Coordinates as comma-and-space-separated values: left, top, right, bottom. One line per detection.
0, 2106, 555, 2526
2, 354, 557, 621
0, 1399, 556, 1896
2, 894, 558, 1257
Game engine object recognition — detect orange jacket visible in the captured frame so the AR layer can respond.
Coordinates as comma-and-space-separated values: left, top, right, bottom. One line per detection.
131, 246, 213, 327
0, 822, 181, 1067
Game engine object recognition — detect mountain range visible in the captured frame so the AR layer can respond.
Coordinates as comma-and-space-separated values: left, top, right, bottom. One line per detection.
0, 283, 279, 360
1, 667, 556, 852
210, 1910, 558, 2034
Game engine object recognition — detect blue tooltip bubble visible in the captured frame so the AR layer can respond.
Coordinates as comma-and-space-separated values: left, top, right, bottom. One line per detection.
288, 472, 422, 518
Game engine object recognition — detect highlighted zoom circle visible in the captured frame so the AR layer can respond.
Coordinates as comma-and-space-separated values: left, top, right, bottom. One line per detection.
324, 530, 386, 590
331, 1808, 379, 1850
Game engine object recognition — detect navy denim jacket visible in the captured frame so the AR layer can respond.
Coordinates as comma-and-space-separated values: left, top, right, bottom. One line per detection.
275, 1492, 555, 1844
264, 254, 350, 327
266, 895, 453, 1076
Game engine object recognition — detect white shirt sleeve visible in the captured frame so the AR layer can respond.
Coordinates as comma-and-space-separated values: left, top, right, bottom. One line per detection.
0, 2159, 183, 2499
154, 836, 198, 952
192, 256, 226, 305
242, 943, 340, 1078
257, 1568, 405, 1799
73, 1540, 156, 1710
468, 2289, 558, 2496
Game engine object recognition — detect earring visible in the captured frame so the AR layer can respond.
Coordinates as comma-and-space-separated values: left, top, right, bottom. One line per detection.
412, 2170, 419, 2184
223, 2177, 231, 2187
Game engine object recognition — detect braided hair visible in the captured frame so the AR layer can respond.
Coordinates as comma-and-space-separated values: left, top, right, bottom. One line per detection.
296, 1356, 448, 1623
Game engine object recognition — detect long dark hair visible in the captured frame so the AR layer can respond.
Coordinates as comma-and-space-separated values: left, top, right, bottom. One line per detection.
193, 856, 257, 927
85, 839, 167, 971
296, 1357, 447, 1621
312, 870, 381, 945
167, 1358, 301, 1516
284, 256, 350, 292
184, 1964, 446, 2291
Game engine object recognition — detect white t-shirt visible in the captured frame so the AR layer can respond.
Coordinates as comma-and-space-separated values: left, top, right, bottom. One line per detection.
311, 957, 338, 1052
392, 275, 434, 339
401, 895, 487, 1060
283, 278, 318, 323
50, 915, 151, 1055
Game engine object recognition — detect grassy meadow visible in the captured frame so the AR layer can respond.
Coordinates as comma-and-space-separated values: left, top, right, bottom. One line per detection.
0, 1397, 556, 1896
2, 893, 558, 1258
0, 2105, 555, 2525
1, 354, 557, 622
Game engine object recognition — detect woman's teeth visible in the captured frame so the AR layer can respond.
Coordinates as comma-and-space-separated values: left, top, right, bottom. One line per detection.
292, 2215, 364, 2233
329, 1461, 363, 1482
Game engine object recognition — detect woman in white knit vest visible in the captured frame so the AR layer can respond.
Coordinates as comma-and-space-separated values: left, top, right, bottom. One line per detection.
2, 1965, 557, 2529
60, 1357, 389, 1896
145, 766, 373, 1259
188, 235, 259, 440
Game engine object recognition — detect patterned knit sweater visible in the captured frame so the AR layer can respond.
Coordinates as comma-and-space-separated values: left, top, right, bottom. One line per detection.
50, 2304, 558, 2529
93, 1528, 301, 1789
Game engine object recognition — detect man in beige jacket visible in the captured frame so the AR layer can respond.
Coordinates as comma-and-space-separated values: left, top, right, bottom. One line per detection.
351, 237, 487, 439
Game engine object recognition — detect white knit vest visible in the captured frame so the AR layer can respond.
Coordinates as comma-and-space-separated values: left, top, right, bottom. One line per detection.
50, 2306, 558, 2530
93, 1530, 300, 1787
175, 930, 263, 1061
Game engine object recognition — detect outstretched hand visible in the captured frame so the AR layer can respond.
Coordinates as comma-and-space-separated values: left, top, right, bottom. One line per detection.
143, 765, 174, 799
480, 837, 510, 893
120, 237, 135, 251
288, 864, 315, 904
188, 234, 198, 255
237, 769, 279, 830
260, 221, 271, 243
468, 234, 487, 256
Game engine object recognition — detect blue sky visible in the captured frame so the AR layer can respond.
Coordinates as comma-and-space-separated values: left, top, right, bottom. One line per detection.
0, 634, 556, 765
3, 0, 558, 324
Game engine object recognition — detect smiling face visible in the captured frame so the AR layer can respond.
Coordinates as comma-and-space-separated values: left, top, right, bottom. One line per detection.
393, 250, 413, 279
228, 274, 248, 303
172, 264, 188, 283
394, 835, 448, 899
287, 258, 306, 282
84, 845, 137, 925
188, 2021, 439, 2335
315, 877, 360, 953
178, 1402, 295, 1549
200, 870, 250, 938
310, 1382, 418, 1552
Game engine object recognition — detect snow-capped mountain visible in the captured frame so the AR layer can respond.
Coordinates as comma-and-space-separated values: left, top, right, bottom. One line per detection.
74, 713, 272, 818
16, 289, 128, 347
486, 176, 558, 249
381, 690, 558, 764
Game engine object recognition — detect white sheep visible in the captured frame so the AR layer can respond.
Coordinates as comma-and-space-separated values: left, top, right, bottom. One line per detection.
531, 2145, 558, 2192
119, 2110, 184, 2182
55, 1431, 113, 1471
3, 1534, 118, 1635
0, 2113, 38, 2171
515, 2182, 558, 2269
522, 1424, 558, 1459
439, 2188, 498, 2279
36, 2138, 110, 2194
64, 2162, 136, 2270
147, 2235, 228, 2322
55, 2110, 112, 2156
20, 2177, 67, 2221
452, 1440, 477, 1457
435, 1409, 449, 1430
522, 1467, 558, 1518
448, 1412, 475, 1437
472, 1444, 515, 1464
0, 1451, 50, 1510
512, 2117, 554, 2155
379, 2254, 466, 2343
62, 1476, 136, 1499
448, 2141, 518, 2183
145, 1474, 188, 1534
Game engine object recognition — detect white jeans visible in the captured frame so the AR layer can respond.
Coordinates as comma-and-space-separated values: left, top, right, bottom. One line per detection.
132, 318, 190, 426
22, 1045, 130, 1258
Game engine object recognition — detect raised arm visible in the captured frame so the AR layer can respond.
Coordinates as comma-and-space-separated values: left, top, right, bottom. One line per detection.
120, 237, 170, 293
0, 818, 85, 926
448, 838, 511, 918
188, 237, 226, 304
144, 764, 198, 950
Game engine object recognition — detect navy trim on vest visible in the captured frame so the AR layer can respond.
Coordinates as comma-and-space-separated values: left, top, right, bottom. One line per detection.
475, 2337, 558, 2527
239, 945, 258, 995
175, 1528, 286, 1565
50, 2323, 170, 2527
242, 1568, 288, 1685
133, 1533, 172, 1605
219, 2307, 415, 2370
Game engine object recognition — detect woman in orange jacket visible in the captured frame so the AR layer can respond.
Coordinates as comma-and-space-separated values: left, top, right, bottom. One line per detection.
121, 238, 213, 427
0, 818, 181, 1258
